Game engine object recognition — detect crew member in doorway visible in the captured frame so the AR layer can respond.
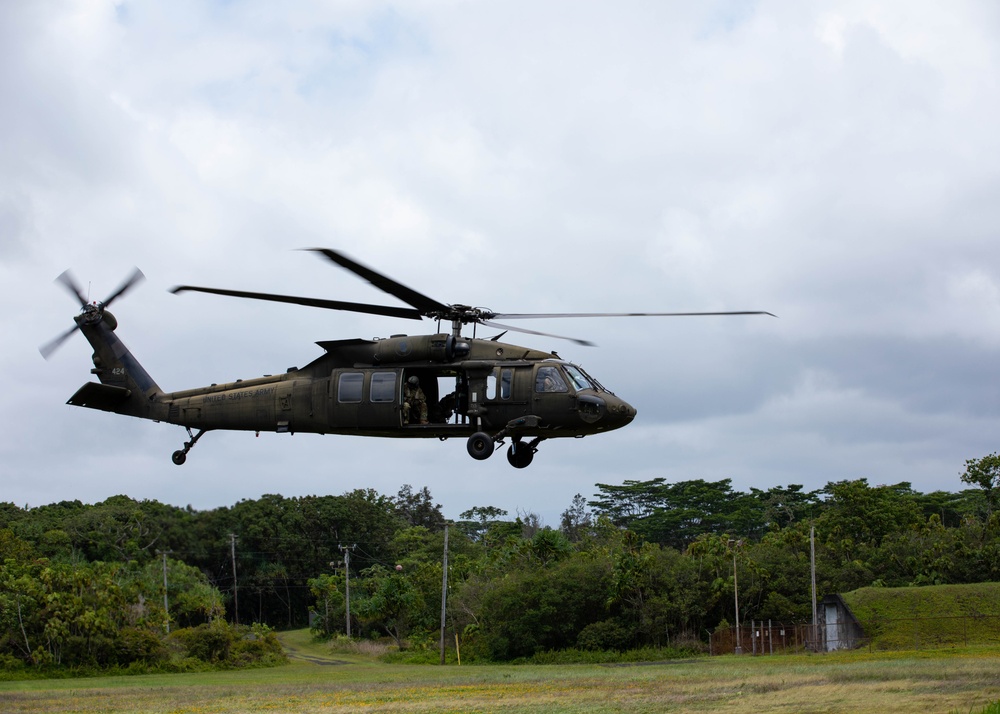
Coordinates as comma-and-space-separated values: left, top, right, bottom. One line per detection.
403, 376, 428, 425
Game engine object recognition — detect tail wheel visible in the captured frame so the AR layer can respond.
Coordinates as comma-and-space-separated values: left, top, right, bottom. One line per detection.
171, 428, 206, 466
467, 432, 494, 460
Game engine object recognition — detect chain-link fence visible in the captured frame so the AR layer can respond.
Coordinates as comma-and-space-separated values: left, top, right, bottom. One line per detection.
709, 622, 816, 655
710, 615, 1000, 655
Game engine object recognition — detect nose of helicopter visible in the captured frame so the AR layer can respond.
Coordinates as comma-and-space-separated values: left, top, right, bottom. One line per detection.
575, 393, 636, 431
605, 397, 637, 430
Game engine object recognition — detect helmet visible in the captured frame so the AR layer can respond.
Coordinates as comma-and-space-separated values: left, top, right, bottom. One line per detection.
407, 376, 419, 386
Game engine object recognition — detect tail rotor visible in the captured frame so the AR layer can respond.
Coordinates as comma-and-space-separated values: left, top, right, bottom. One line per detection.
40, 268, 145, 359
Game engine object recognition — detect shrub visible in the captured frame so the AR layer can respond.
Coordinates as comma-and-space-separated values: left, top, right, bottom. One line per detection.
167, 622, 286, 667
169, 622, 235, 663
115, 628, 169, 666
576, 619, 634, 651
0, 653, 24, 671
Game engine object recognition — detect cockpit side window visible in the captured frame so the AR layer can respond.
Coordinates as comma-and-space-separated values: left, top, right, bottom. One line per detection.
535, 366, 569, 393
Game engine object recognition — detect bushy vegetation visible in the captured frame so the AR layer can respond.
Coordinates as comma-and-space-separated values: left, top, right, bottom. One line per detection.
0, 534, 285, 676
3, 455, 1000, 670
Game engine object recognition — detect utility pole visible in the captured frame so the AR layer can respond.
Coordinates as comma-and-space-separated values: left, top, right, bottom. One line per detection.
439, 525, 449, 665
733, 548, 741, 654
339, 544, 356, 637
729, 538, 743, 654
156, 549, 172, 633
811, 526, 818, 651
230, 533, 239, 625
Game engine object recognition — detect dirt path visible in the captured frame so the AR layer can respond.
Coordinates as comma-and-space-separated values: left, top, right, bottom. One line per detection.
277, 633, 352, 666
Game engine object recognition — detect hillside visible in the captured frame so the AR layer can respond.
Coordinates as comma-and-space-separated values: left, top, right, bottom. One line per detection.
842, 583, 1000, 650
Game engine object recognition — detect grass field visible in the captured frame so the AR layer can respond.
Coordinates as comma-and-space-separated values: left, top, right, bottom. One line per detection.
1, 630, 999, 713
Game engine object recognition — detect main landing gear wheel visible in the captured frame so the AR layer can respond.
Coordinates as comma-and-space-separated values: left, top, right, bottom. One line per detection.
172, 450, 187, 465
467, 431, 494, 460
506, 443, 534, 469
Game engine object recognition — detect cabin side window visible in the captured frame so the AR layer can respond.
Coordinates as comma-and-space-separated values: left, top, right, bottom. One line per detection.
370, 372, 396, 403
500, 368, 513, 399
338, 372, 363, 403
486, 368, 514, 401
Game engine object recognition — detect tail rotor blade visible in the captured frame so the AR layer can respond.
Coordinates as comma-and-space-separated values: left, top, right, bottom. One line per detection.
102, 267, 145, 308
56, 270, 88, 307
39, 324, 81, 360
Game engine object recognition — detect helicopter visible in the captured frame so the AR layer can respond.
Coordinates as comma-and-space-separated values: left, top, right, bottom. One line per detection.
41, 248, 773, 469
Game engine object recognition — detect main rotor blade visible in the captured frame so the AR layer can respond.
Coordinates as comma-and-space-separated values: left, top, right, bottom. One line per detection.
170, 285, 425, 321
39, 324, 81, 360
492, 310, 777, 319
102, 267, 145, 308
55, 270, 88, 307
480, 319, 595, 347
306, 249, 450, 316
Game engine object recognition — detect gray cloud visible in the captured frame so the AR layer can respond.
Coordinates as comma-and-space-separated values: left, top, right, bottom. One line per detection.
4, 2, 1000, 526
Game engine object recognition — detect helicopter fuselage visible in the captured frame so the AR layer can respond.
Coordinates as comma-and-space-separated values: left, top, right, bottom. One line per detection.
163, 334, 634, 437
68, 318, 635, 468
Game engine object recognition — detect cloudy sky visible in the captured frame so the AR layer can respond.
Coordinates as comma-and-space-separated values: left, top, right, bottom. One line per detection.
3, 1, 1000, 526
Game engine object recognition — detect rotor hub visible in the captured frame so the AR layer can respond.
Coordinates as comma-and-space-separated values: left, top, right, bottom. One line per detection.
79, 303, 104, 325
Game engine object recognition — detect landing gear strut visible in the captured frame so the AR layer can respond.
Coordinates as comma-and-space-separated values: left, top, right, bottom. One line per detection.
172, 427, 206, 465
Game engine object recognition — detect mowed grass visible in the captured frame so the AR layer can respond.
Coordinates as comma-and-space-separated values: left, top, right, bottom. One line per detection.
1, 632, 999, 713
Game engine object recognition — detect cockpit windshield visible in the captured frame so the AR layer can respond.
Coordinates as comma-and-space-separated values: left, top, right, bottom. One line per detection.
563, 364, 596, 391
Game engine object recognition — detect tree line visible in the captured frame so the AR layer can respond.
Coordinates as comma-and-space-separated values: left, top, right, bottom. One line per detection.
2, 455, 1000, 666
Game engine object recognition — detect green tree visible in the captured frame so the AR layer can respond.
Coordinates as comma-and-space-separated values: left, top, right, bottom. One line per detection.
468, 554, 612, 660
308, 573, 345, 637
146, 558, 224, 629
394, 485, 445, 531
961, 453, 1000, 518
750, 484, 822, 531
817, 479, 923, 559
356, 565, 424, 647
589, 478, 667, 527
559, 494, 593, 542
456, 506, 509, 542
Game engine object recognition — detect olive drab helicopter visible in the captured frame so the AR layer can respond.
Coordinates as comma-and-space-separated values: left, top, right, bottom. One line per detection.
41, 249, 773, 468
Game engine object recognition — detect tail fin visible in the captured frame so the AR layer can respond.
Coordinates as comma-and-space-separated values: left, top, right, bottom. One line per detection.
68, 311, 165, 420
